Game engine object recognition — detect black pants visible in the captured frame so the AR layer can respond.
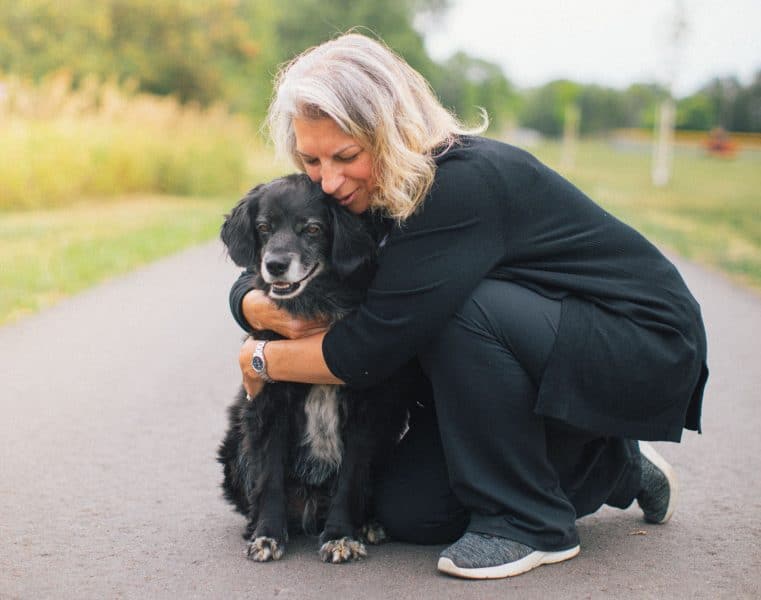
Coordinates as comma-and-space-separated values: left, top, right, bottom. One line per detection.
374, 280, 642, 551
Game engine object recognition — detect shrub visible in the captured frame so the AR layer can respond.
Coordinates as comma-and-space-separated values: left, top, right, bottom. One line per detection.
0, 72, 261, 209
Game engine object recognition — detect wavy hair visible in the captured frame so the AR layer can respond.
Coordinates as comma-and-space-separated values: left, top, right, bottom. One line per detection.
267, 32, 487, 221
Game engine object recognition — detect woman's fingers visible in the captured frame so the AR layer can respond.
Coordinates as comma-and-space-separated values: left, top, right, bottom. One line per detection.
241, 289, 270, 331
242, 288, 329, 339
281, 317, 330, 339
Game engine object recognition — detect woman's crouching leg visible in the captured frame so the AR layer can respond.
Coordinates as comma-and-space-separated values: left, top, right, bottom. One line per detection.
418, 279, 579, 551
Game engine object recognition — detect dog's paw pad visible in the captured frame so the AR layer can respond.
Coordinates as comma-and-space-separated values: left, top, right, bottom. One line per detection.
247, 536, 284, 562
359, 521, 388, 545
319, 537, 367, 563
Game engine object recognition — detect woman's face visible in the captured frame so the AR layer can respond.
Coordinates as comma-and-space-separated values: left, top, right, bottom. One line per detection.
293, 117, 375, 215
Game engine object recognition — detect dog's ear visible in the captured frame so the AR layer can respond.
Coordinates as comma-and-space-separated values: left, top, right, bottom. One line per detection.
328, 203, 377, 281
220, 185, 263, 267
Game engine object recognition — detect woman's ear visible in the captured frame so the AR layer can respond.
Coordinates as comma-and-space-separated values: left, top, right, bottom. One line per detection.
220, 185, 263, 268
328, 203, 377, 281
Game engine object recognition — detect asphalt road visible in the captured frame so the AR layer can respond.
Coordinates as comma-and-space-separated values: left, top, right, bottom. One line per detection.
1, 240, 759, 599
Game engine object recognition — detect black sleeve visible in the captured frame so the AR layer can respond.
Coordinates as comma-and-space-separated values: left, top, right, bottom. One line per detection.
229, 268, 256, 333
322, 155, 509, 388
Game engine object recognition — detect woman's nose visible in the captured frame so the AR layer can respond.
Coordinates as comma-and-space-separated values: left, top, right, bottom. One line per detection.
320, 164, 344, 195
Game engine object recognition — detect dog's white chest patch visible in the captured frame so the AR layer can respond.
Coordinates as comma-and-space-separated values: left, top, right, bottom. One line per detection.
302, 385, 343, 470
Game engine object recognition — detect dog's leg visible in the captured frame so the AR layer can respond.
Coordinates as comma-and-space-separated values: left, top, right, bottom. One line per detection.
218, 395, 252, 516
356, 381, 414, 547
245, 401, 290, 562
358, 520, 389, 545
318, 426, 373, 563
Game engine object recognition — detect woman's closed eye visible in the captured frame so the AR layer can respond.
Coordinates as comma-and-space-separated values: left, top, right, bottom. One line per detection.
302, 153, 359, 165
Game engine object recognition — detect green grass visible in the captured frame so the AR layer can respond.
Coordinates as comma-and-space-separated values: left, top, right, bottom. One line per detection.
0, 196, 238, 324
528, 139, 761, 292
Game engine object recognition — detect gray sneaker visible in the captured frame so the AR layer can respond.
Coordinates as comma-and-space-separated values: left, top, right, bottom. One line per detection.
437, 532, 580, 579
637, 442, 678, 524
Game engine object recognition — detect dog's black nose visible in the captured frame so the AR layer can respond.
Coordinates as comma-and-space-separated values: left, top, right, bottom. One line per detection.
265, 256, 290, 277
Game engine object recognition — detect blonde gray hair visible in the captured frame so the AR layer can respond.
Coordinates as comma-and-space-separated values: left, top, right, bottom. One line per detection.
267, 32, 487, 221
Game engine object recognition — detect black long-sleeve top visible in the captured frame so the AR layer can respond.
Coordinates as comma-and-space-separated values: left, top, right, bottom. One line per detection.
231, 137, 708, 442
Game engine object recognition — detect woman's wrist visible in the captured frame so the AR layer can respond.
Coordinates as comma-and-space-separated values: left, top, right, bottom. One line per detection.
264, 334, 343, 385
251, 340, 275, 383
239, 337, 266, 398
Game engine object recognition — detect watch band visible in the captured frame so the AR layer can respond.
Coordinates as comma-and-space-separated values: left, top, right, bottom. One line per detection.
251, 340, 274, 383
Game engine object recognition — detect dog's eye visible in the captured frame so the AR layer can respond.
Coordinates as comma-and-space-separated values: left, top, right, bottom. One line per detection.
304, 224, 322, 235
256, 223, 270, 234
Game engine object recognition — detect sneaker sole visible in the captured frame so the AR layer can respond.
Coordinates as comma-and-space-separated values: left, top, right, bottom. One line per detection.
639, 441, 678, 524
437, 545, 580, 580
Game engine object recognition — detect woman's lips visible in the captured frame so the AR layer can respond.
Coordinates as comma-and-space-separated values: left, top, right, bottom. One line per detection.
338, 190, 356, 207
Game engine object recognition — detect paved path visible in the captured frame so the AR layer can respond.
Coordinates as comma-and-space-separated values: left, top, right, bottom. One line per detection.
1, 241, 759, 599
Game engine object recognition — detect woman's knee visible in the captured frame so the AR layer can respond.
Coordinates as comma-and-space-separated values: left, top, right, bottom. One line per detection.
421, 279, 561, 383
418, 285, 493, 369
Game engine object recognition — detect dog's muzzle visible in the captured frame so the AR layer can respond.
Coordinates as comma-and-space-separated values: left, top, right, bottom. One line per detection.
267, 262, 322, 298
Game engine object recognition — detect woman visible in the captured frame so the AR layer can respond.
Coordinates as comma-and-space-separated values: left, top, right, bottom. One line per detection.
229, 33, 708, 579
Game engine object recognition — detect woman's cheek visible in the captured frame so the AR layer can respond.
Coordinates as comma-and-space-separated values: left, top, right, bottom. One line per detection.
303, 164, 320, 182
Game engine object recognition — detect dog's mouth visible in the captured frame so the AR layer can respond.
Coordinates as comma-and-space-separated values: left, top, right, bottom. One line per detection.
269, 262, 322, 298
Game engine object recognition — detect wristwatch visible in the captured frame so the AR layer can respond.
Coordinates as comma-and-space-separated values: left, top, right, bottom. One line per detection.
251, 340, 274, 383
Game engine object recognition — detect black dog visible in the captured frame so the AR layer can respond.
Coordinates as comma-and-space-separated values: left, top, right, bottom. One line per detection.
218, 174, 408, 563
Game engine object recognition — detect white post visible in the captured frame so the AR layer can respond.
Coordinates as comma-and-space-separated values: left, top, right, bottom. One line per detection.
651, 0, 687, 187
652, 98, 676, 187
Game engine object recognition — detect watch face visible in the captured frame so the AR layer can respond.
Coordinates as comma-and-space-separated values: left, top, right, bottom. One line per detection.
252, 356, 264, 372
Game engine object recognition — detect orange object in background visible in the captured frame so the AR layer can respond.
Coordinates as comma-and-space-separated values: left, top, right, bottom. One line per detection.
705, 127, 738, 157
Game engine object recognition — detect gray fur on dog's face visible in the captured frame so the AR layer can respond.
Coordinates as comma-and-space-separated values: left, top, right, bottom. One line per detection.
254, 184, 331, 299
221, 173, 378, 301
221, 175, 331, 300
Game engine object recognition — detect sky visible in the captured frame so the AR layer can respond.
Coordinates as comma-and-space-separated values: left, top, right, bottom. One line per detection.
421, 0, 761, 97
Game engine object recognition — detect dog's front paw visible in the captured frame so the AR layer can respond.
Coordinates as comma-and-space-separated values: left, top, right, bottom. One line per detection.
319, 537, 367, 563
247, 536, 285, 562
359, 521, 388, 545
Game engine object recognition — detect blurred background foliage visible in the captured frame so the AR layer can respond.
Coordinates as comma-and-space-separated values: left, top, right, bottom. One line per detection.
0, 0, 761, 136
1, 0, 759, 322
3, 0, 758, 137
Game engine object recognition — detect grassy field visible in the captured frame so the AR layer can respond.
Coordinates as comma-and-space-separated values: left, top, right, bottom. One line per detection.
0, 196, 245, 324
0, 74, 257, 210
1, 138, 759, 326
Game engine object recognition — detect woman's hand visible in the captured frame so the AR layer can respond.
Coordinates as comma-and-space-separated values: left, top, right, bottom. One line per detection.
242, 289, 330, 339
239, 337, 266, 399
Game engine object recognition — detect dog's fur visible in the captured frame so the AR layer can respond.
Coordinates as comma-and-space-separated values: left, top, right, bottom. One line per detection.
217, 174, 408, 563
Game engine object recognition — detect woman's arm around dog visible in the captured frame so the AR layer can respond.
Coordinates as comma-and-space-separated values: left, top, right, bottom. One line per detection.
238, 332, 343, 398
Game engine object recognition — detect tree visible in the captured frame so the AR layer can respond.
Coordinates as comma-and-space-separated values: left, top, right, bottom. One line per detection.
623, 83, 668, 129
577, 85, 628, 135
728, 71, 761, 133
0, 0, 277, 115
696, 76, 741, 129
436, 52, 516, 131
518, 80, 580, 137
273, 0, 442, 85
676, 93, 716, 130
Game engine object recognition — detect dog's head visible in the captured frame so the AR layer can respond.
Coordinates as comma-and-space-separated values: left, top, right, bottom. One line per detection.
221, 174, 376, 300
